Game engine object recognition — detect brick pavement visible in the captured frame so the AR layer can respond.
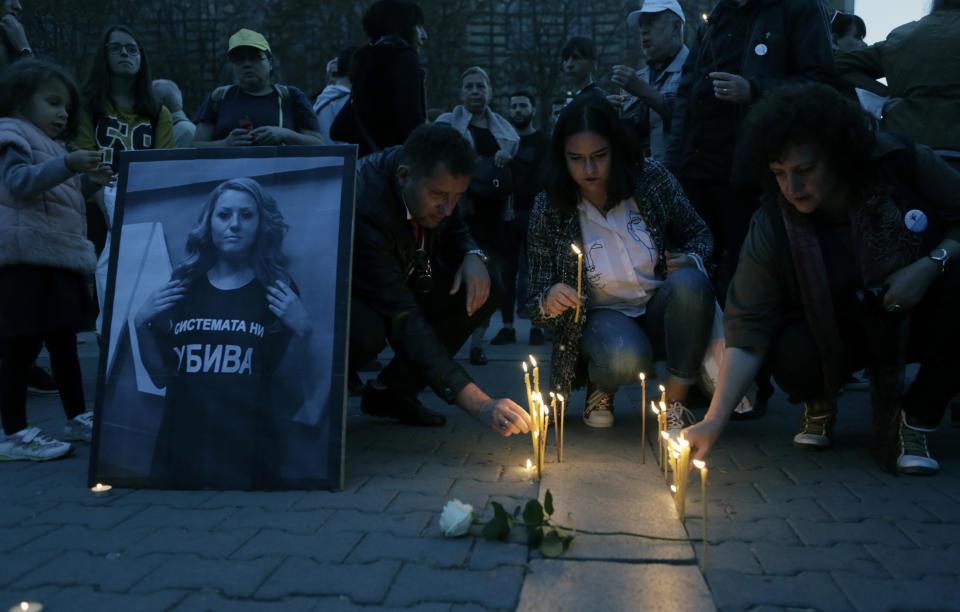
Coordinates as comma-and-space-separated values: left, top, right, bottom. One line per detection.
0, 317, 958, 610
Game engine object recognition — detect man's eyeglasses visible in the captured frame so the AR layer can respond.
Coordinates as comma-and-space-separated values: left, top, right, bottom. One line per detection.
105, 43, 140, 56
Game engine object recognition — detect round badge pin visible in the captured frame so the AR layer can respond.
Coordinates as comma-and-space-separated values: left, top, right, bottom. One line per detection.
904, 209, 928, 232
754, 43, 768, 56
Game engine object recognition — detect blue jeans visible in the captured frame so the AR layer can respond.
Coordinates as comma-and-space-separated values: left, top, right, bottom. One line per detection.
580, 268, 714, 393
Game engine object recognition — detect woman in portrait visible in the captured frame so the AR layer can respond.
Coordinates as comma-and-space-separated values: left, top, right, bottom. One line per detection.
135, 177, 312, 488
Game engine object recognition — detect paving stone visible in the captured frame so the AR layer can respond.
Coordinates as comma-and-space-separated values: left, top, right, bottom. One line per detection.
845, 482, 957, 504
832, 571, 960, 611
894, 521, 960, 548
866, 544, 960, 579
0, 585, 184, 611
172, 592, 325, 611
214, 507, 332, 533
108, 489, 220, 508
359, 476, 455, 496
255, 558, 401, 603
755, 482, 860, 504
385, 565, 524, 608
119, 506, 235, 530
447, 479, 539, 502
713, 499, 831, 522
198, 490, 307, 510
781, 466, 886, 486
21, 502, 144, 529
415, 462, 499, 481
292, 490, 396, 513
322, 509, 432, 537
347, 532, 472, 567
0, 505, 43, 527
126, 526, 257, 558
134, 554, 282, 597
695, 542, 763, 574
751, 542, 887, 577
706, 481, 767, 504
0, 551, 56, 587
706, 517, 802, 546
386, 492, 458, 514
17, 525, 156, 555
817, 498, 939, 522
706, 569, 851, 611
17, 550, 169, 591
0, 526, 54, 552
518, 560, 714, 612
789, 518, 917, 548
467, 537, 529, 570
230, 528, 362, 562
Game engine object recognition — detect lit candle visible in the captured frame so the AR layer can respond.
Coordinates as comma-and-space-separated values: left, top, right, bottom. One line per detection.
677, 437, 691, 520
571, 243, 583, 322
522, 362, 533, 409
530, 355, 541, 397
660, 431, 670, 482
651, 401, 661, 465
11, 603, 43, 612
694, 459, 708, 570
526, 458, 533, 470
90, 483, 112, 497
640, 372, 647, 464
659, 384, 666, 406
702, 13, 719, 74
540, 403, 549, 473
550, 392, 560, 462
558, 393, 566, 462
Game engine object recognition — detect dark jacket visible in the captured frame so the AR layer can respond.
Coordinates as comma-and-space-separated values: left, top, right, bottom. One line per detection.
666, 0, 834, 180
331, 37, 426, 157
352, 146, 479, 402
524, 160, 713, 396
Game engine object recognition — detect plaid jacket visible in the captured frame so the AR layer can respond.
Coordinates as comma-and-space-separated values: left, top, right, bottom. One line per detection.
524, 160, 713, 396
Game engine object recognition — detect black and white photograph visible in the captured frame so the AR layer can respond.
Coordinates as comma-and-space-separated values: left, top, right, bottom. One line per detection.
89, 147, 355, 490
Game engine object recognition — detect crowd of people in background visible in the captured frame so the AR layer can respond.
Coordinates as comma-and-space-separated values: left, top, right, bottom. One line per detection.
1, 0, 959, 480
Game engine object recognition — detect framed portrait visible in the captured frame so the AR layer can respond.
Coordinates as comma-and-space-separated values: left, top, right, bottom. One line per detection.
88, 146, 355, 490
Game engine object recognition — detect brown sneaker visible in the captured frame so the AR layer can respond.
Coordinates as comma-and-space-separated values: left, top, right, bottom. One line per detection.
583, 381, 614, 428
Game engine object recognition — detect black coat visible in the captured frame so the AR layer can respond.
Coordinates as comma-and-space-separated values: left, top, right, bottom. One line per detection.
351, 146, 479, 401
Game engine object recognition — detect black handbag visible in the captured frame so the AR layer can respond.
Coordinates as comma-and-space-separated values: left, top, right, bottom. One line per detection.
468, 156, 514, 199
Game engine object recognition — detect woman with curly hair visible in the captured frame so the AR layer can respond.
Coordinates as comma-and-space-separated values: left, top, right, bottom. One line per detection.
685, 83, 960, 476
525, 96, 713, 430
134, 177, 312, 488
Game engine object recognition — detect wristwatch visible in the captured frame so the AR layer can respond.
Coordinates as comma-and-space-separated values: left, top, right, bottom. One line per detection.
928, 248, 949, 273
465, 249, 488, 264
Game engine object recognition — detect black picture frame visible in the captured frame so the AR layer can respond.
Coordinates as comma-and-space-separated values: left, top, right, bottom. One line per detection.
88, 145, 356, 490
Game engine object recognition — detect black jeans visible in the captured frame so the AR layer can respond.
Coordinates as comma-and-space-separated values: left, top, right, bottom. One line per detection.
767, 268, 960, 428
0, 326, 86, 435
350, 269, 499, 399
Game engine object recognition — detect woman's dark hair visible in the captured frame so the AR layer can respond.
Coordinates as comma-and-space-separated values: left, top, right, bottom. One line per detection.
82, 25, 160, 121
362, 0, 425, 46
739, 83, 876, 193
0, 58, 81, 140
561, 37, 597, 61
830, 12, 866, 40
172, 178, 290, 287
542, 96, 642, 214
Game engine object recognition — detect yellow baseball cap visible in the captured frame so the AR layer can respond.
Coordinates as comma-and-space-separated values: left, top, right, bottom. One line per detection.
228, 28, 271, 54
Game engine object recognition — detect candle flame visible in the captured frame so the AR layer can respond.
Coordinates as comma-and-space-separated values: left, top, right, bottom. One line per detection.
659, 401, 666, 411
673, 451, 681, 459
522, 362, 528, 373
670, 485, 677, 493
651, 401, 659, 415
639, 372, 645, 381
571, 243, 582, 255
526, 459, 533, 469
557, 394, 564, 402
549, 391, 556, 398
680, 438, 690, 448
661, 431, 670, 440
542, 406, 549, 417
702, 12, 708, 22
534, 431, 539, 439
693, 459, 706, 469
21, 603, 30, 611
529, 355, 537, 367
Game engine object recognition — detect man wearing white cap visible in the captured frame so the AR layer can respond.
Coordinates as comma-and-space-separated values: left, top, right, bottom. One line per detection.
611, 0, 688, 162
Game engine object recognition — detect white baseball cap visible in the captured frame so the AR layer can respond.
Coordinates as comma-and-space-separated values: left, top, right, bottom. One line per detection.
627, 0, 686, 29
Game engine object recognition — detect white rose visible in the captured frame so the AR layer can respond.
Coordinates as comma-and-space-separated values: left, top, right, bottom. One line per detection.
439, 499, 475, 537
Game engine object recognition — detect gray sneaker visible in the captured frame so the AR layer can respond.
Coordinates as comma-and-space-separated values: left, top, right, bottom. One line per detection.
0, 427, 72, 461
63, 411, 94, 443
666, 400, 696, 436
583, 382, 614, 428
793, 401, 836, 448
897, 412, 939, 475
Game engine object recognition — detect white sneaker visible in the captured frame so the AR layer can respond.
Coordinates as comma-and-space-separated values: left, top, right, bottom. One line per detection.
583, 382, 614, 428
897, 412, 939, 475
0, 427, 72, 461
63, 411, 94, 443
666, 400, 696, 436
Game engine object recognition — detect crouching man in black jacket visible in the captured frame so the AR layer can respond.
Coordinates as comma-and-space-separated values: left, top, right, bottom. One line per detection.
350, 124, 532, 435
